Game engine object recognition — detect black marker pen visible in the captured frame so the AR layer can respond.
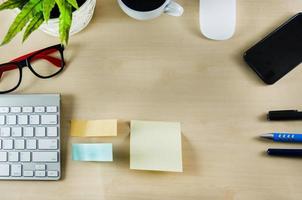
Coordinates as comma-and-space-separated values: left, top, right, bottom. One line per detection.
267, 110, 302, 121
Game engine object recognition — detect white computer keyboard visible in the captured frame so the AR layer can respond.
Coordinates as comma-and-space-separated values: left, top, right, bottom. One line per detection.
0, 94, 60, 180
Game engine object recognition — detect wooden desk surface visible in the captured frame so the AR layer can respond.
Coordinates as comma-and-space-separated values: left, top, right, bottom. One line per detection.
0, 0, 302, 199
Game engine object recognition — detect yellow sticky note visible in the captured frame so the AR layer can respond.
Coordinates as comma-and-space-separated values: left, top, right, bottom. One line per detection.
70, 119, 117, 137
130, 120, 183, 172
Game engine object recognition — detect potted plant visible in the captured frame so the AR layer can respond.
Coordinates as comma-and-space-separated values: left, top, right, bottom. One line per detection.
0, 0, 96, 45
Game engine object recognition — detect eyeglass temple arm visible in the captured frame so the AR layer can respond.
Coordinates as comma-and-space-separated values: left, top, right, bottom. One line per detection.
12, 48, 62, 66
0, 48, 62, 79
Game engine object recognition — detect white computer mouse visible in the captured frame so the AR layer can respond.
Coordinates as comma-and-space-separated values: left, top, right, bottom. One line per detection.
199, 0, 236, 40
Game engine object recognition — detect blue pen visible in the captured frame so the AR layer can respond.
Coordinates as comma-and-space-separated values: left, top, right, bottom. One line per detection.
261, 133, 302, 142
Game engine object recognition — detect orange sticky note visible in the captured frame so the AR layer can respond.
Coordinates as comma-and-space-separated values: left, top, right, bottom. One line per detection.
70, 119, 117, 137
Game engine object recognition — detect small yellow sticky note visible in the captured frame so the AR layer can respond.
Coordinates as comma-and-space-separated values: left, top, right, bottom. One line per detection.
70, 119, 117, 137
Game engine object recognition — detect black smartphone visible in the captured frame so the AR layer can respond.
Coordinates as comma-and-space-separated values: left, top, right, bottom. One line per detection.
243, 13, 302, 84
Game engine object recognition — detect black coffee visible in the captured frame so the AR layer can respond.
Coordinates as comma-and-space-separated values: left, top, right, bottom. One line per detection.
121, 0, 166, 11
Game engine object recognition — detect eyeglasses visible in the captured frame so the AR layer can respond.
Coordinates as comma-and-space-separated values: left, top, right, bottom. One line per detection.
0, 44, 65, 94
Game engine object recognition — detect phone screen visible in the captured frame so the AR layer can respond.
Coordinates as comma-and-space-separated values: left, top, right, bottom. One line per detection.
244, 13, 302, 84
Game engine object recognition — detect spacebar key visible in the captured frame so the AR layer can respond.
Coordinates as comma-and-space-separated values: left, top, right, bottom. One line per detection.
32, 152, 58, 162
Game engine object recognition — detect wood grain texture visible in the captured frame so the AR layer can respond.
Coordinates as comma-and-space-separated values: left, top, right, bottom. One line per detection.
0, 0, 302, 199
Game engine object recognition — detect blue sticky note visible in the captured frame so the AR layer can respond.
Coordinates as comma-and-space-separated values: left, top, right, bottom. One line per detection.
72, 143, 113, 162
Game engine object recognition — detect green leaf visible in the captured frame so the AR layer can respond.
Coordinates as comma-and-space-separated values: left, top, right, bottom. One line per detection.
0, 0, 27, 11
43, 0, 56, 22
23, 12, 44, 42
33, 0, 43, 12
66, 0, 78, 9
55, 0, 72, 45
1, 0, 43, 45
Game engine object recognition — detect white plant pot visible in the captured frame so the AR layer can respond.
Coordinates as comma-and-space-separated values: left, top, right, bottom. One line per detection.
39, 0, 96, 37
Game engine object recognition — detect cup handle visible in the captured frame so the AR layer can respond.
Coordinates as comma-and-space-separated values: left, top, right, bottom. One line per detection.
164, 1, 184, 17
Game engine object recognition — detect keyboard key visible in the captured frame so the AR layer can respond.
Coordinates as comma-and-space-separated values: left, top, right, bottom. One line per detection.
35, 164, 46, 170
35, 127, 46, 137
11, 127, 22, 137
0, 116, 5, 125
46, 106, 57, 113
48, 171, 58, 177
23, 170, 33, 177
23, 107, 33, 113
32, 152, 58, 162
38, 139, 58, 150
35, 171, 46, 177
15, 139, 25, 150
0, 152, 7, 162
3, 139, 13, 149
47, 127, 58, 137
0, 127, 10, 137
8, 152, 19, 162
0, 107, 9, 113
24, 127, 34, 137
34, 107, 45, 113
11, 164, 21, 177
20, 152, 31, 162
26, 140, 36, 150
10, 107, 21, 113
7, 115, 16, 125
29, 115, 40, 125
18, 115, 28, 125
41, 115, 57, 125
0, 164, 10, 176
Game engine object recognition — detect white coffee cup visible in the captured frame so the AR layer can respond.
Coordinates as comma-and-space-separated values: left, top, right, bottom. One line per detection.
117, 0, 184, 20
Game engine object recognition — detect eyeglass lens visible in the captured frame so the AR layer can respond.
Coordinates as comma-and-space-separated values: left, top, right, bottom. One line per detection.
0, 63, 20, 93
29, 47, 64, 78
